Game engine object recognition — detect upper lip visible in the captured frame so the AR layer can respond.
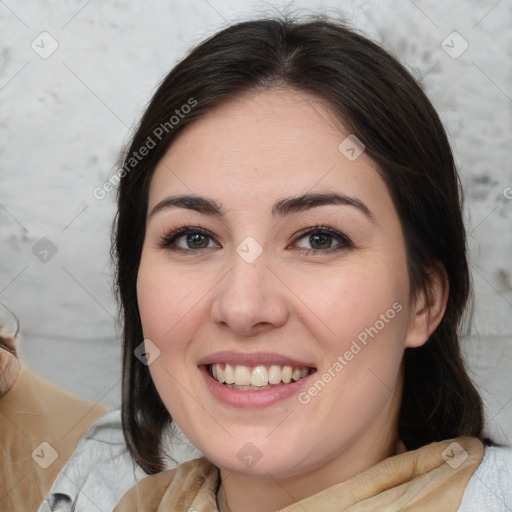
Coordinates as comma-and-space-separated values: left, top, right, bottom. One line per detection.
198, 351, 316, 368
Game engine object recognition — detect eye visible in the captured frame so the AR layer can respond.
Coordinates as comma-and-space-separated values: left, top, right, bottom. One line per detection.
159, 226, 219, 251
292, 226, 353, 254
159, 225, 352, 255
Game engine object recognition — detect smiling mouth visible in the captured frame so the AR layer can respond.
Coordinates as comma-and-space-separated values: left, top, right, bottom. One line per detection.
208, 363, 315, 390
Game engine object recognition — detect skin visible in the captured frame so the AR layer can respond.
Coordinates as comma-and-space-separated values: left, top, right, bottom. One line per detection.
136, 87, 448, 512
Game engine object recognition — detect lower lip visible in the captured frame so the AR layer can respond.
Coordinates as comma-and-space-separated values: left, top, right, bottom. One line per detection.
200, 366, 314, 408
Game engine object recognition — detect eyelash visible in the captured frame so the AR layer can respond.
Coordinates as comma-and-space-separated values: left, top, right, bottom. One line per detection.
158, 224, 353, 255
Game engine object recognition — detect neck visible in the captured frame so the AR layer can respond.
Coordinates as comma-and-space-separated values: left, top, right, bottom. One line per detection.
217, 396, 401, 512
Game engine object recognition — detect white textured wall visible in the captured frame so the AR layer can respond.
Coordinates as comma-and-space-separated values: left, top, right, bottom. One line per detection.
1, 0, 511, 443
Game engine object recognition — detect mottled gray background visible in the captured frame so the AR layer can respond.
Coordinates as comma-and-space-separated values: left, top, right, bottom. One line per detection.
1, 0, 511, 444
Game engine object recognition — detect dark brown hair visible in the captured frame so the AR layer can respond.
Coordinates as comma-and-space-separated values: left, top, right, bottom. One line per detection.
113, 16, 486, 474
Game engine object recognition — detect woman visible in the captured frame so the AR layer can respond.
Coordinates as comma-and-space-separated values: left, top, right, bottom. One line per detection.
112, 17, 511, 511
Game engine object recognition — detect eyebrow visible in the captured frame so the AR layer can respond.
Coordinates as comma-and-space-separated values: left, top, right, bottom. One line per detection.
149, 192, 374, 222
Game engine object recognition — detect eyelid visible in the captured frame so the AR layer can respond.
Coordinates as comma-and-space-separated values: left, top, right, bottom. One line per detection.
159, 226, 221, 250
159, 224, 353, 253
290, 225, 353, 250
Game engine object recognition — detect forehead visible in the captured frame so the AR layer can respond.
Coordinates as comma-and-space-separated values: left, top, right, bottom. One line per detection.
148, 88, 391, 218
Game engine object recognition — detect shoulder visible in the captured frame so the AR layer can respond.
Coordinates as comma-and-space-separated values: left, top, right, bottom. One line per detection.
114, 457, 218, 511
458, 443, 512, 511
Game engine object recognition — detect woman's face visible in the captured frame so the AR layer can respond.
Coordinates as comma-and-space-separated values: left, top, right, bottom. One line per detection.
137, 88, 422, 479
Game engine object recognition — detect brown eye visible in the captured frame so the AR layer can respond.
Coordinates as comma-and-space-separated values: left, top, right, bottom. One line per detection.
185, 233, 210, 249
293, 226, 353, 253
309, 233, 333, 249
160, 227, 220, 251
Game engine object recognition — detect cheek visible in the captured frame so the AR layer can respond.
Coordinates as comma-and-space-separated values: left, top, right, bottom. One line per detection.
136, 255, 208, 420
290, 269, 409, 432
136, 254, 208, 346
287, 259, 410, 349
287, 258, 411, 412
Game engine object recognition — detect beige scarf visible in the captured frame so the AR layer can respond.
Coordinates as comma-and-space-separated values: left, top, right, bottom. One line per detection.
115, 436, 484, 511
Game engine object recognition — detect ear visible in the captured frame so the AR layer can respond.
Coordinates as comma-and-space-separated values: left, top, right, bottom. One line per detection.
405, 267, 449, 348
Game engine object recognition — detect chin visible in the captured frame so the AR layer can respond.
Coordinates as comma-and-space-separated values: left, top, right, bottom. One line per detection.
196, 432, 318, 479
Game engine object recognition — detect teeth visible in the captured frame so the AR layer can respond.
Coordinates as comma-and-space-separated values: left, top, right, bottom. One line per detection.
282, 366, 292, 383
217, 365, 225, 383
224, 364, 235, 384
234, 365, 251, 385
268, 365, 282, 385
210, 363, 310, 387
251, 366, 268, 387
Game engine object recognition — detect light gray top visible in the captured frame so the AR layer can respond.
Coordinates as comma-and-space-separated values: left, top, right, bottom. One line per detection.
37, 410, 146, 512
458, 441, 512, 511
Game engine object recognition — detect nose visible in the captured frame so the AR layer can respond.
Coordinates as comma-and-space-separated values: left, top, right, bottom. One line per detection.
211, 255, 289, 337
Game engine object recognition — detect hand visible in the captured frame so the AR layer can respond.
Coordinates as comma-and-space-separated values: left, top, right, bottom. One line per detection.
0, 304, 20, 396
